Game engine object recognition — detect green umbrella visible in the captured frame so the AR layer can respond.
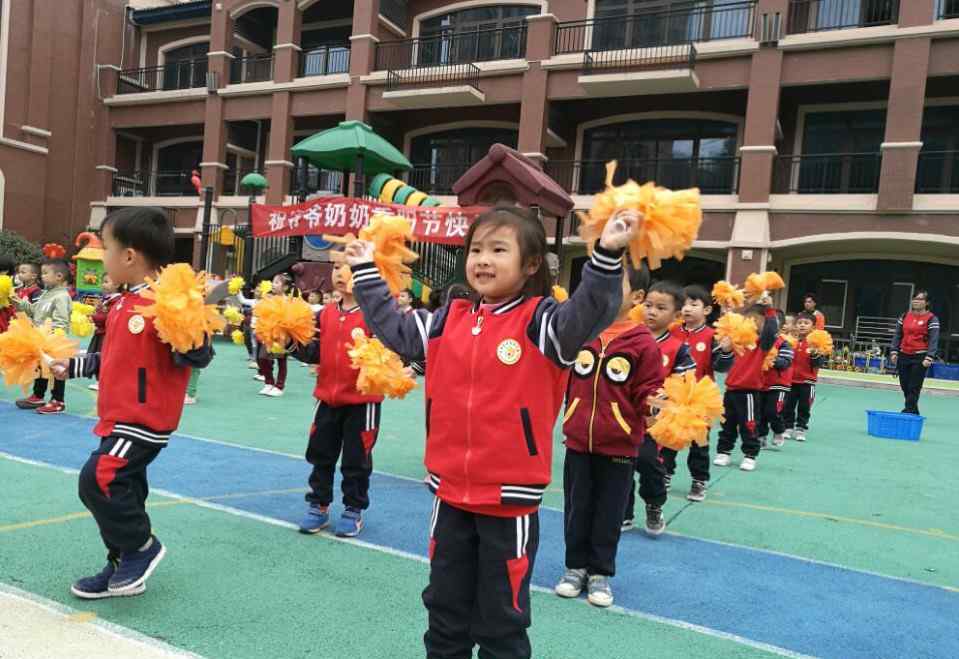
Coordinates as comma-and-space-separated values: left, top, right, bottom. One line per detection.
291, 121, 411, 175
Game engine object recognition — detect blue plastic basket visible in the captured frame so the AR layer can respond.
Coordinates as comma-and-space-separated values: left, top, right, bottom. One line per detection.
866, 411, 924, 441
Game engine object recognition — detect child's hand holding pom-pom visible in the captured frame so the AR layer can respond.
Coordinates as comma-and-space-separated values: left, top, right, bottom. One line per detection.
348, 328, 416, 399
714, 312, 758, 356
806, 329, 834, 356
648, 373, 724, 451
135, 264, 226, 353
0, 314, 78, 387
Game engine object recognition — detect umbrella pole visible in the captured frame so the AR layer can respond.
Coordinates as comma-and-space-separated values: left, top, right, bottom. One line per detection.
353, 153, 365, 198
341, 169, 349, 196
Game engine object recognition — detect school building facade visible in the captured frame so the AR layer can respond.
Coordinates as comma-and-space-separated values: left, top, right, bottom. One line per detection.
1, 0, 958, 357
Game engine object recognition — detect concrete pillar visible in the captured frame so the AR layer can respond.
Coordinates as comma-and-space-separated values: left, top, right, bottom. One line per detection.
899, 0, 936, 28
346, 0, 380, 122
265, 92, 294, 203
877, 38, 931, 212
517, 14, 557, 168
274, 1, 302, 84
201, 7, 234, 192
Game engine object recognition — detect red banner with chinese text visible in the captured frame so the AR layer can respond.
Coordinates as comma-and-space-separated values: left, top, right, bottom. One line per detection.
250, 197, 486, 246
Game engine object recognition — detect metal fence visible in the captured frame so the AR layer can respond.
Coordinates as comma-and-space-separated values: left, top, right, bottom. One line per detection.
915, 151, 959, 193
583, 42, 696, 73
386, 61, 481, 90
376, 24, 527, 70
116, 59, 208, 94
772, 153, 882, 193
411, 241, 462, 291
230, 54, 274, 84
546, 157, 740, 195
299, 44, 351, 77
786, 0, 899, 35
111, 171, 199, 197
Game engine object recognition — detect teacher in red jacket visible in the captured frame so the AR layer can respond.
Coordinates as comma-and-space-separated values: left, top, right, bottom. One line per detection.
890, 290, 940, 415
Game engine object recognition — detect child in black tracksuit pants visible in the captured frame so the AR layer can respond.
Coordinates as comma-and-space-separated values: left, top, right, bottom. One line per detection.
783, 311, 828, 441
51, 207, 214, 599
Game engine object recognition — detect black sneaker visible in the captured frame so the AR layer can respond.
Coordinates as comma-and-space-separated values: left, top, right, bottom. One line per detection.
687, 479, 707, 502
108, 537, 166, 594
71, 560, 144, 599
663, 472, 672, 491
645, 505, 665, 537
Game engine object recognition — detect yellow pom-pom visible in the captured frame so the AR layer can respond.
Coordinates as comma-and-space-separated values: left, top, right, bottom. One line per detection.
231, 329, 245, 345
744, 271, 785, 302
72, 302, 95, 317
714, 312, 758, 356
257, 280, 273, 297
134, 263, 226, 353
253, 295, 316, 350
711, 280, 745, 310
0, 274, 13, 308
577, 160, 702, 270
348, 331, 416, 399
70, 310, 94, 337
648, 373, 724, 451
223, 305, 244, 325
628, 304, 645, 324
806, 329, 834, 356
357, 214, 420, 296
552, 285, 569, 302
228, 276, 245, 296
0, 314, 78, 387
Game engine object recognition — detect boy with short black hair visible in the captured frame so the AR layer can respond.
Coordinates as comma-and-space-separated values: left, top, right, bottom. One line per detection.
757, 310, 795, 449
557, 261, 663, 607
17, 262, 41, 302
49, 206, 214, 599
667, 284, 733, 501
714, 303, 779, 471
783, 311, 827, 441
15, 259, 73, 414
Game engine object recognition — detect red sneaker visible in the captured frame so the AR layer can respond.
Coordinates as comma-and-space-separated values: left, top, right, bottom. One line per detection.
36, 401, 65, 415
16, 395, 45, 409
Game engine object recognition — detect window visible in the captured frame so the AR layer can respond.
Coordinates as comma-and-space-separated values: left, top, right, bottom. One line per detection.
819, 279, 847, 329
593, 0, 753, 49
797, 109, 885, 193
917, 106, 959, 193
418, 5, 538, 65
301, 26, 351, 76
409, 127, 518, 193
162, 43, 209, 90
941, 0, 959, 19
155, 141, 203, 196
580, 119, 738, 193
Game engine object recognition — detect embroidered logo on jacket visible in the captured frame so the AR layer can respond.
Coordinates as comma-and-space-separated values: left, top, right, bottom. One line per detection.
128, 315, 145, 335
497, 339, 522, 365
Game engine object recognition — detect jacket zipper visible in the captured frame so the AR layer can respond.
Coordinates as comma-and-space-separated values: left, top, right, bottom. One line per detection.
587, 336, 609, 453
333, 312, 342, 406
464, 312, 483, 502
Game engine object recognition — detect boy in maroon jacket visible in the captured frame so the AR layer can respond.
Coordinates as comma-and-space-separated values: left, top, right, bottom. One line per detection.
295, 264, 384, 538
556, 262, 663, 608
783, 311, 828, 441
50, 207, 214, 599
714, 304, 779, 471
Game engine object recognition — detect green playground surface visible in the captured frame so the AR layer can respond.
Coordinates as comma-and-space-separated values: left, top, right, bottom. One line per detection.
1, 341, 957, 658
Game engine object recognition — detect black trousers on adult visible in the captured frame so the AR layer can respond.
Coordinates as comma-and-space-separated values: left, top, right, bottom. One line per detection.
563, 449, 634, 577
78, 435, 162, 558
717, 390, 761, 458
424, 499, 539, 659
898, 353, 928, 415
623, 435, 667, 523
757, 389, 789, 437
783, 383, 815, 431
33, 376, 65, 402
305, 401, 380, 510
661, 441, 710, 482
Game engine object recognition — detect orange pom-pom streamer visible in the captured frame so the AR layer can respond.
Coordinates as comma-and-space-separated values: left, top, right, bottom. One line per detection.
714, 312, 758, 356
0, 314, 78, 387
806, 329, 834, 356
762, 345, 778, 372
628, 304, 645, 324
254, 295, 316, 354
348, 328, 416, 399
324, 215, 420, 296
711, 280, 745, 310
134, 264, 226, 353
577, 161, 702, 270
744, 271, 785, 302
552, 285, 569, 302
648, 373, 724, 451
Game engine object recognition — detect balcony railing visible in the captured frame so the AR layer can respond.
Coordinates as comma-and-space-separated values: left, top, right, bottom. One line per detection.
299, 44, 350, 77
116, 59, 208, 94
546, 157, 741, 195
786, 0, 899, 35
772, 153, 882, 193
111, 171, 200, 197
406, 163, 476, 195
222, 166, 257, 196
939, 0, 959, 19
386, 62, 482, 91
375, 24, 528, 71
230, 54, 274, 84
555, 1, 757, 55
916, 151, 959, 193
290, 166, 346, 196
583, 42, 696, 74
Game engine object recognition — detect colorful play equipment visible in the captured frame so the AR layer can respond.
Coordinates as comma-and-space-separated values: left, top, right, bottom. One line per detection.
369, 173, 441, 207
72, 232, 105, 301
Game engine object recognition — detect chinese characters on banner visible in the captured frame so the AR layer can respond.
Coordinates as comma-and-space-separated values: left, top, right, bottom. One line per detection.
250, 197, 487, 246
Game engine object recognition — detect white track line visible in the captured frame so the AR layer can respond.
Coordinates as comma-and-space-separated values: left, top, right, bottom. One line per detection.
1, 451, 812, 658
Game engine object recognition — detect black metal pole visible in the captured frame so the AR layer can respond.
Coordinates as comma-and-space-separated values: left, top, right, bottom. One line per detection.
296, 156, 307, 203
243, 193, 255, 283
353, 153, 365, 198
554, 212, 566, 261
198, 186, 214, 272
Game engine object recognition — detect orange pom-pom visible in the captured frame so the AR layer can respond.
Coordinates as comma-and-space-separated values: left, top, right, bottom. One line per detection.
254, 295, 316, 352
356, 214, 420, 296
744, 271, 785, 302
552, 285, 569, 302
576, 161, 702, 270
0, 314, 77, 387
762, 345, 778, 372
134, 264, 225, 353
628, 304, 645, 324
711, 280, 745, 310
648, 373, 724, 451
806, 329, 834, 356
348, 328, 416, 399
714, 312, 758, 356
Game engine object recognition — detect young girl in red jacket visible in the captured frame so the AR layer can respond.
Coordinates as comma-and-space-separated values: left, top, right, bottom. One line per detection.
346, 205, 639, 659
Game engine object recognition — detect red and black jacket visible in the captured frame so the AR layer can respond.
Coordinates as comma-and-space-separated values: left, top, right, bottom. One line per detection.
563, 324, 663, 458
296, 303, 384, 407
791, 337, 828, 385
351, 245, 625, 516
892, 311, 940, 358
762, 335, 796, 392
17, 285, 40, 302
725, 313, 779, 391
67, 284, 214, 446
670, 323, 733, 380
92, 293, 120, 336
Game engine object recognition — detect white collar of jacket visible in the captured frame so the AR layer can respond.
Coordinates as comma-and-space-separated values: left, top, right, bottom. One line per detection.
470, 294, 526, 316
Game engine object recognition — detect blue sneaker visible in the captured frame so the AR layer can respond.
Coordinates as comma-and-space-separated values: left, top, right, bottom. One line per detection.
335, 507, 363, 537
108, 537, 166, 594
71, 559, 145, 599
298, 505, 330, 534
